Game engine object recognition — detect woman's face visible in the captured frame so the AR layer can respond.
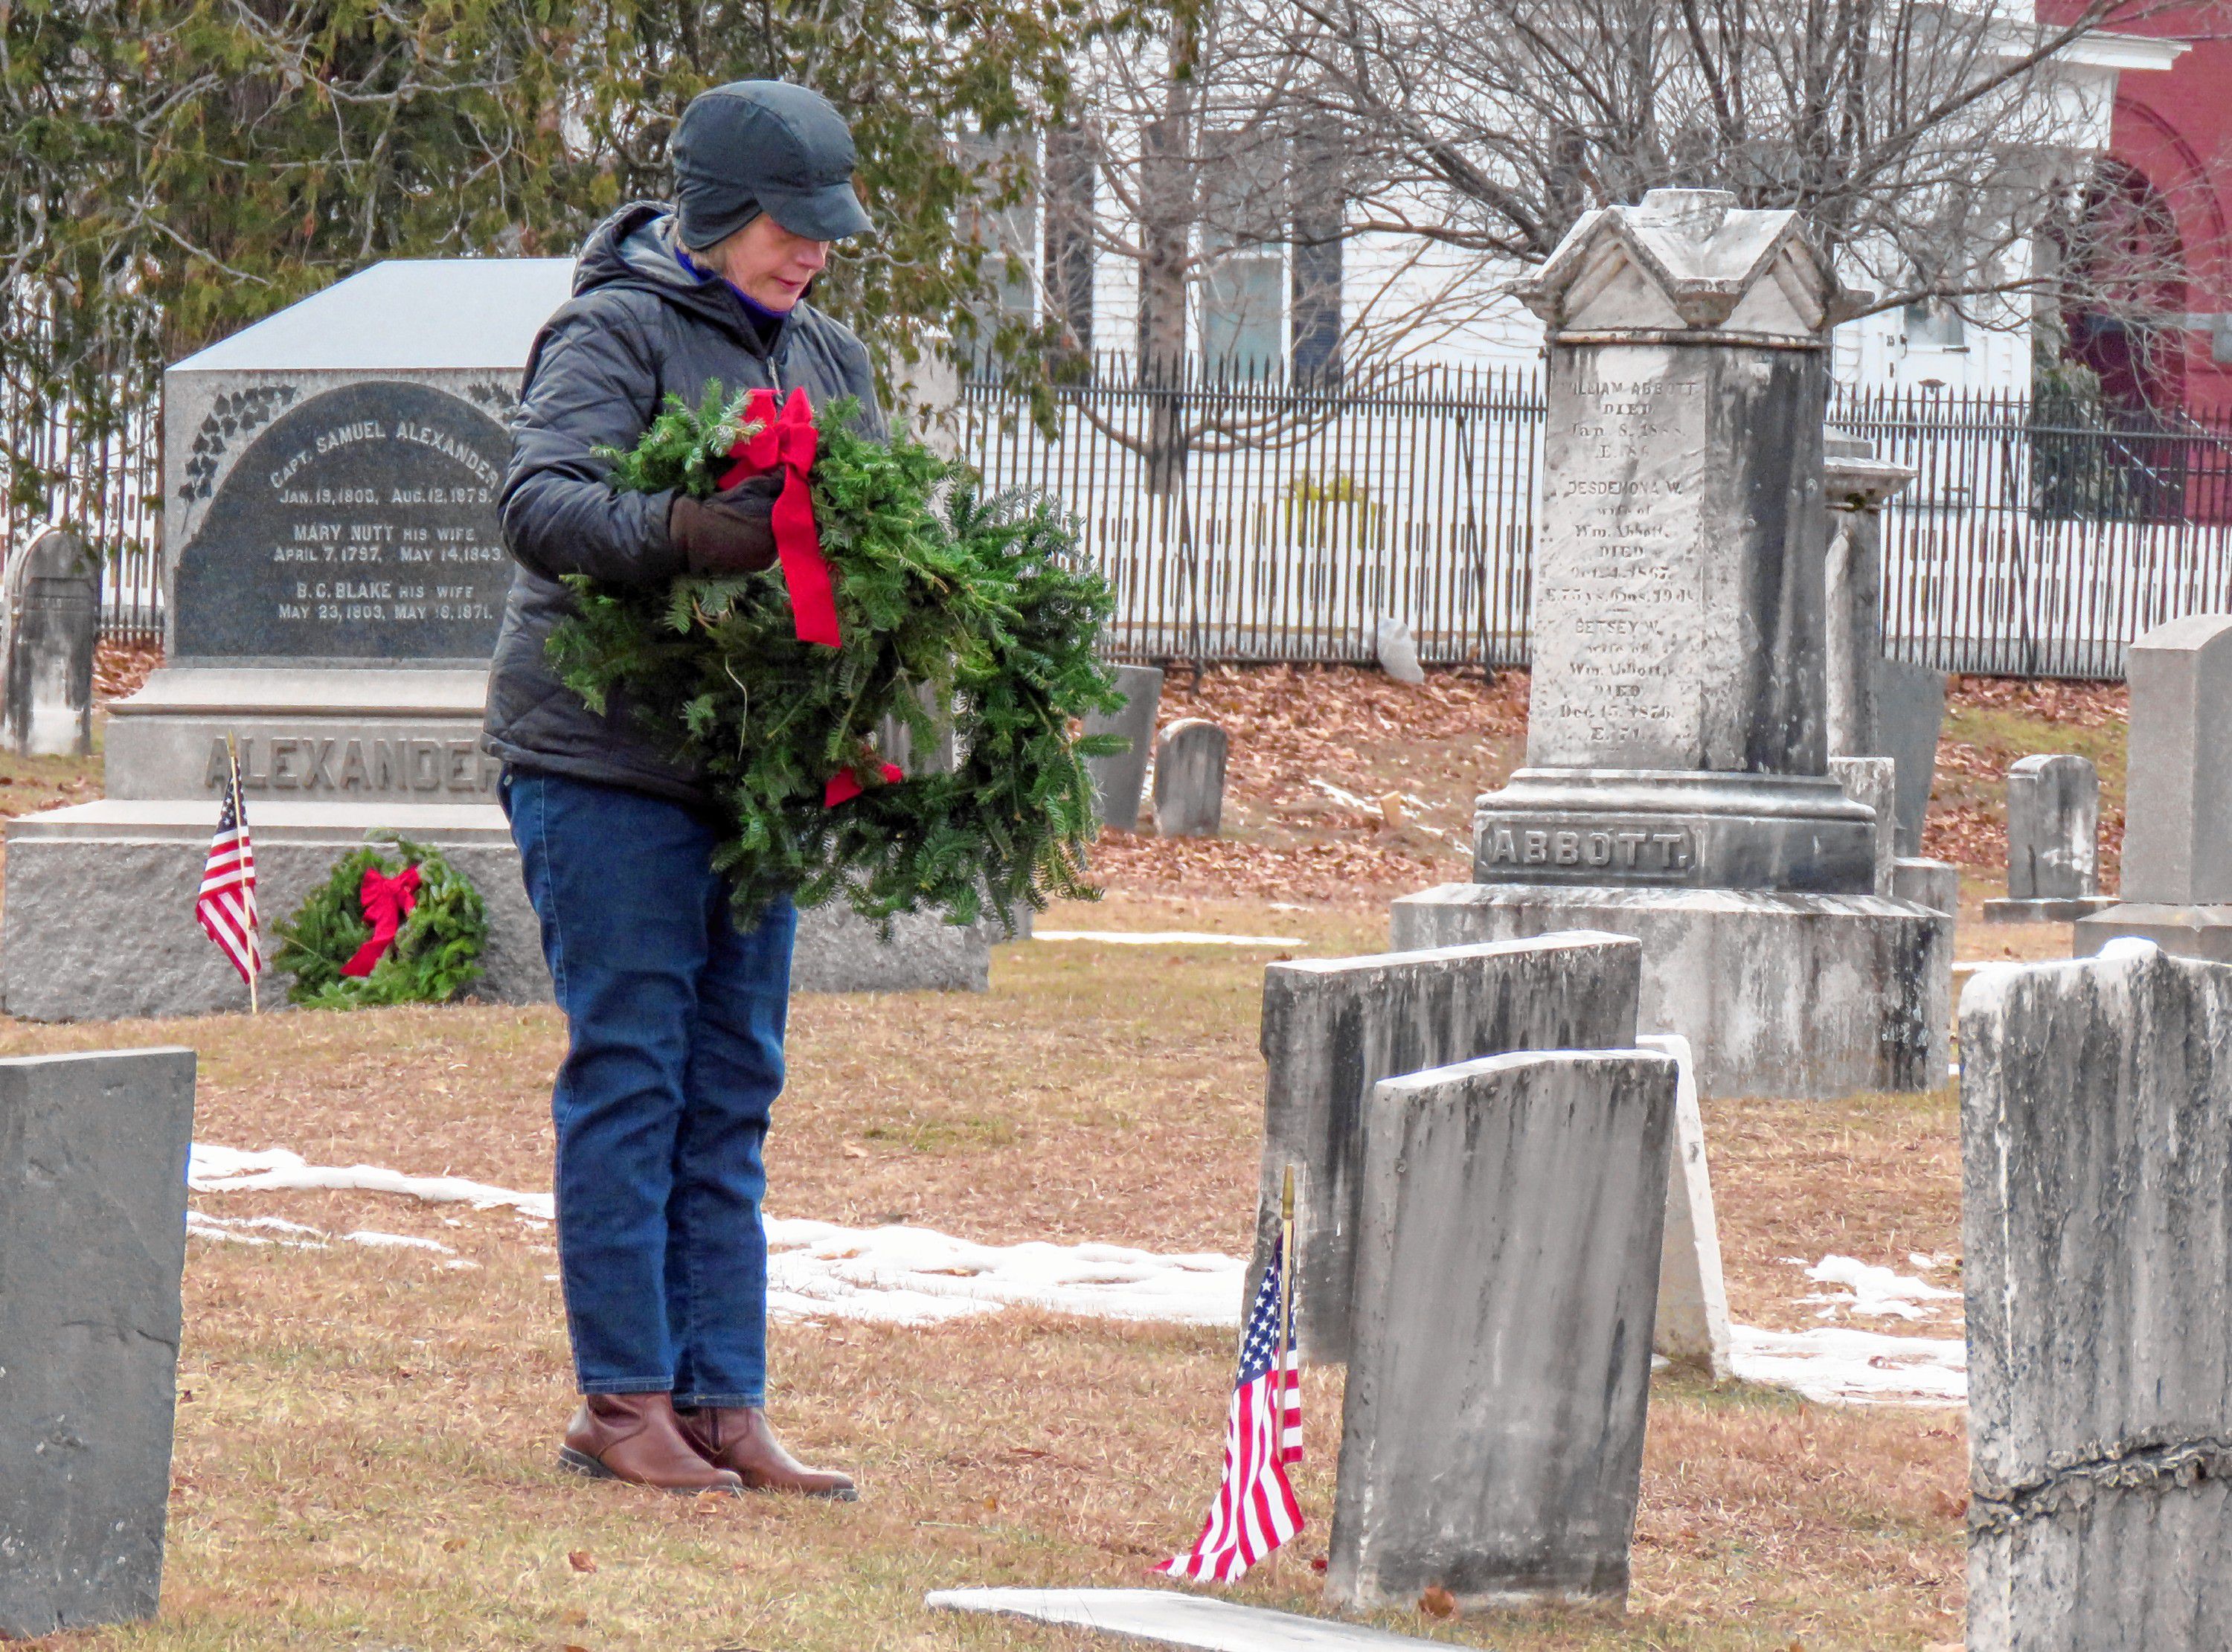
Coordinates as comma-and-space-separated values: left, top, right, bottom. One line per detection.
716, 213, 830, 312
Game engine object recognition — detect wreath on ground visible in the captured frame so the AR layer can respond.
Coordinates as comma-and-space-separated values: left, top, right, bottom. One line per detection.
272, 834, 487, 1009
547, 383, 1124, 934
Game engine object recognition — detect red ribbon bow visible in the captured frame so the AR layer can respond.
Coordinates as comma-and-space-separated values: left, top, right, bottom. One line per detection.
718, 385, 841, 648
824, 762, 906, 807
341, 863, 422, 978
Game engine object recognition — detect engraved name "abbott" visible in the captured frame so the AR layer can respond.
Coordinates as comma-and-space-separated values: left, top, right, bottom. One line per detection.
1480, 823, 1696, 873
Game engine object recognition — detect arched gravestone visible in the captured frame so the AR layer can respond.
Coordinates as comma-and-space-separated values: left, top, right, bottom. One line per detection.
170, 381, 510, 663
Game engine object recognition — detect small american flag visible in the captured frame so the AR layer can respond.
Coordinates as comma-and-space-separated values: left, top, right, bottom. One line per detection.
1158, 1232, 1303, 1584
196, 765, 261, 990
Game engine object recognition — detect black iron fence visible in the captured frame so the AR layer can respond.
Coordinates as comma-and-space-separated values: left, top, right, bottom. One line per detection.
9, 341, 2232, 678
0, 305, 164, 643
961, 358, 2232, 680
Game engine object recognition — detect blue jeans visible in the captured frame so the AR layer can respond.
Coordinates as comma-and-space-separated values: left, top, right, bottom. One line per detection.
502, 768, 797, 1405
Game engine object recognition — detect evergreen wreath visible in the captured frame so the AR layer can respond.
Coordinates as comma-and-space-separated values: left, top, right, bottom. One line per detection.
273, 834, 489, 1009
547, 387, 1124, 933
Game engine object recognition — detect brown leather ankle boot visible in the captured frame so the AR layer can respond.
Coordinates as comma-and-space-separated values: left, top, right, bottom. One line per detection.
676, 1406, 856, 1500
559, 1392, 745, 1494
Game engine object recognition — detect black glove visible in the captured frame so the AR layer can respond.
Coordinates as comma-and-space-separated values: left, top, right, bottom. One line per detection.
668, 475, 780, 574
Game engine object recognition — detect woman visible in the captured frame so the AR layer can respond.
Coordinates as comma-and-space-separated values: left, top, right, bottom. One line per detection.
484, 80, 878, 1498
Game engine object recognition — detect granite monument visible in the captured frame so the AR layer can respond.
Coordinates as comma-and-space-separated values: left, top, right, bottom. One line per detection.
1986, 753, 2109, 922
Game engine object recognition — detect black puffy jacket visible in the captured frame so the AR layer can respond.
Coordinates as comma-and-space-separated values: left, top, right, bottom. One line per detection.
481, 201, 884, 802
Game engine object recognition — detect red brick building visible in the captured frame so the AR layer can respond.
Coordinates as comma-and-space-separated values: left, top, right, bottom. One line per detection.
2051, 3, 2231, 417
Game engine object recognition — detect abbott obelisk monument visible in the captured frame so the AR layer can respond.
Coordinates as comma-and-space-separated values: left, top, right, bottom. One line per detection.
1394, 190, 1949, 1099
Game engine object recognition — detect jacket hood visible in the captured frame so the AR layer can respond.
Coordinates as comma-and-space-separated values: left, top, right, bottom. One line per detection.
571, 201, 786, 353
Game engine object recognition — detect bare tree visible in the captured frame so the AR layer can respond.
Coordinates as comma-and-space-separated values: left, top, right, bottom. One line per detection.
1257, 0, 2224, 335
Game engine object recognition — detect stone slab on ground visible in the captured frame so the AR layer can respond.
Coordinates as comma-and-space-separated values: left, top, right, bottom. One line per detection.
1639, 1032, 1731, 1380
1390, 882, 1950, 1099
1, 801, 986, 1019
1986, 895, 2116, 924
2074, 902, 2232, 965
1961, 940, 2232, 1648
1254, 934, 1642, 1365
927, 1589, 1457, 1652
1083, 663, 1163, 832
0, 1047, 196, 1638
1329, 1049, 1678, 1612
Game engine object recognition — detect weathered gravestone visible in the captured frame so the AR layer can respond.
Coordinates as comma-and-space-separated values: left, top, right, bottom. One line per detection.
1829, 755, 1897, 896
0, 1047, 196, 1638
1, 527, 98, 757
1250, 933, 1641, 1366
1153, 719, 1228, 838
1638, 1032, 1731, 1380
1986, 753, 2108, 922
2075, 613, 2232, 963
1396, 188, 1947, 1099
1327, 1047, 1678, 1613
1961, 939, 2232, 1649
1083, 663, 1163, 832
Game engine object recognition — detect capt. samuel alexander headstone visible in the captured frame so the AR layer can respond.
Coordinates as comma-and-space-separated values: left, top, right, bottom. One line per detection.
170, 379, 511, 663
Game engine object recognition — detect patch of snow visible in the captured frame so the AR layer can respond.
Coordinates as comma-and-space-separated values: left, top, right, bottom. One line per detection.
1309, 778, 1378, 813
763, 1218, 1244, 1328
1732, 1323, 1966, 1407
187, 1210, 327, 1249
1798, 1254, 1961, 1321
190, 1143, 556, 1222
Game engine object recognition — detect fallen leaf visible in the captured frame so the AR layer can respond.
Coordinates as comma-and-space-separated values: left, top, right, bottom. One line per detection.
984, 1495, 998, 1512
559, 1606, 588, 1627
441, 1537, 466, 1552
1309, 1555, 1328, 1572
841, 1142, 869, 1160
1419, 1586, 1457, 1618
1934, 1489, 1970, 1519
567, 1549, 596, 1573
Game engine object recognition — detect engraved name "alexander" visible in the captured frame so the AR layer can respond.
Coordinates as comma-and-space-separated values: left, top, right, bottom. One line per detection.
1480, 823, 1696, 873
203, 735, 498, 795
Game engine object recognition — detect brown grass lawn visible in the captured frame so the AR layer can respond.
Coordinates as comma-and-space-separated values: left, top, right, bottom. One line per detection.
4, 655, 2100, 1648
0, 890, 1966, 1652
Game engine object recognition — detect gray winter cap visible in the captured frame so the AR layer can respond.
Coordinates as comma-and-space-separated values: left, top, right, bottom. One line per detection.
673, 80, 873, 247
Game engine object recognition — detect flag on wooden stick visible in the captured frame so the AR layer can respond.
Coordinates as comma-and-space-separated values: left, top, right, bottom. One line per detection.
196, 740, 261, 1007
1157, 1212, 1303, 1584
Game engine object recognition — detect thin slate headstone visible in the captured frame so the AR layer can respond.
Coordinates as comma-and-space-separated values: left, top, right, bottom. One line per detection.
1252, 933, 1642, 1366
1961, 941, 2232, 1648
1873, 656, 1946, 858
1083, 663, 1163, 832
2, 527, 99, 757
0, 1047, 197, 1638
1328, 1048, 1678, 1613
1152, 718, 1228, 838
1638, 1032, 1731, 1380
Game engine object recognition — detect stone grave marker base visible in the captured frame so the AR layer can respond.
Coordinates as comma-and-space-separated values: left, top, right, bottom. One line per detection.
2074, 902, 2232, 965
1, 803, 990, 1020
1392, 882, 1950, 1099
1985, 895, 2116, 924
